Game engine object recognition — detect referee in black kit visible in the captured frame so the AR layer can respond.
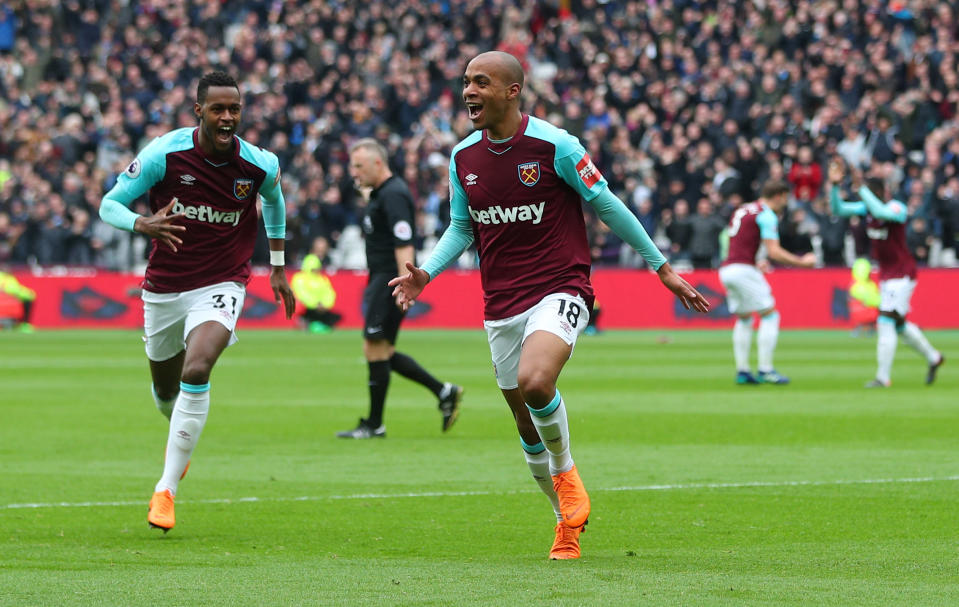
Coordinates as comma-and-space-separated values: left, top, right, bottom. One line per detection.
337, 138, 463, 439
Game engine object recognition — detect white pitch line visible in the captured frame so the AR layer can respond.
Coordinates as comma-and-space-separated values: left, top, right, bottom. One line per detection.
4, 475, 959, 511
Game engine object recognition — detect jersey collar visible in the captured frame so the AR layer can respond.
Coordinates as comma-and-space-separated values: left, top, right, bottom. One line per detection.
484, 114, 529, 155
193, 128, 239, 166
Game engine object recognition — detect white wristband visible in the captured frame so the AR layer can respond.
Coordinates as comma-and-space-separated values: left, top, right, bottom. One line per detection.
269, 250, 285, 267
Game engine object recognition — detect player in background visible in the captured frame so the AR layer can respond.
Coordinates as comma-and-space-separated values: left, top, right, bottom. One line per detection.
337, 138, 463, 439
389, 51, 710, 559
827, 161, 944, 387
718, 180, 816, 385
99, 71, 295, 533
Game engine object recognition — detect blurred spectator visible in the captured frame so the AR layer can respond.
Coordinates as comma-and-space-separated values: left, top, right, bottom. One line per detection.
787, 145, 823, 204
688, 199, 726, 269
812, 199, 848, 266
907, 216, 934, 264
0, 6, 15, 54
1, 0, 958, 271
663, 199, 693, 265
779, 206, 817, 257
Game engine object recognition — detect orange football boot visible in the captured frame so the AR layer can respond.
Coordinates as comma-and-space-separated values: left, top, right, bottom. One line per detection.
147, 489, 175, 532
552, 465, 590, 528
549, 522, 583, 559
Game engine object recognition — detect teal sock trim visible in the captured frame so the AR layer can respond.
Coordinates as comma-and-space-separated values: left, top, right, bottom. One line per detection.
180, 381, 210, 394
527, 390, 562, 418
521, 438, 546, 454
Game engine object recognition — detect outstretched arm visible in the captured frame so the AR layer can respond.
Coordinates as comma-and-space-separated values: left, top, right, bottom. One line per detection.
656, 262, 711, 313
389, 261, 431, 311
588, 188, 709, 313
389, 215, 474, 311
857, 185, 907, 223
588, 187, 667, 269
829, 185, 867, 218
763, 238, 816, 268
826, 161, 867, 218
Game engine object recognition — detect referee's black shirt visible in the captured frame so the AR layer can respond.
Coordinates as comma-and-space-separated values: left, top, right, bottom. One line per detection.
361, 175, 417, 274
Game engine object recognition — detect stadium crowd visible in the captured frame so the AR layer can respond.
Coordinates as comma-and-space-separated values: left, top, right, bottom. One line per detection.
1, 0, 959, 272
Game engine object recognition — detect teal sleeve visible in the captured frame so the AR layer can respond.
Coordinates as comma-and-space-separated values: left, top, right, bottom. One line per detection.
421, 216, 474, 280
756, 208, 780, 240
830, 185, 867, 217
553, 144, 607, 201
423, 157, 473, 280
102, 137, 167, 207
857, 186, 907, 223
258, 155, 286, 239
98, 137, 169, 232
421, 159, 474, 279
587, 187, 667, 270
99, 196, 141, 232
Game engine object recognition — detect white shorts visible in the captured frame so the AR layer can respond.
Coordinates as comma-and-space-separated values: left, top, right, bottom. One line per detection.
719, 263, 775, 315
878, 277, 916, 316
142, 281, 246, 361
484, 293, 590, 390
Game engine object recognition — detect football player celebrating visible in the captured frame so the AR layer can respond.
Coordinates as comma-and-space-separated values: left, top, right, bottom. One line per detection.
828, 160, 944, 387
100, 71, 295, 533
390, 51, 709, 559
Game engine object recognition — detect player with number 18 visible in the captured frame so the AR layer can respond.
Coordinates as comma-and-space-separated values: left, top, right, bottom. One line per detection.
389, 51, 709, 560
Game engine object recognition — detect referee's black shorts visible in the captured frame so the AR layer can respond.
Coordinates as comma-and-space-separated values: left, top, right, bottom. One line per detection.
362, 273, 405, 344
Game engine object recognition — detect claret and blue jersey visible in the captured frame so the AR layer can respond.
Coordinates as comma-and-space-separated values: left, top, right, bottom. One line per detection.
723, 201, 780, 266
830, 184, 915, 280
446, 114, 606, 319
102, 127, 285, 293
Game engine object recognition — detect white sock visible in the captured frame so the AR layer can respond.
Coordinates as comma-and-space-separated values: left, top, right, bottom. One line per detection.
876, 319, 897, 384
156, 383, 210, 495
523, 442, 561, 522
733, 317, 753, 372
900, 322, 939, 364
757, 311, 780, 373
151, 384, 175, 420
527, 391, 573, 476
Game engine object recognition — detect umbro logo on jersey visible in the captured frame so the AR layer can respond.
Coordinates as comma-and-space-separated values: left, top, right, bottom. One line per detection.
180, 174, 196, 185
465, 173, 478, 186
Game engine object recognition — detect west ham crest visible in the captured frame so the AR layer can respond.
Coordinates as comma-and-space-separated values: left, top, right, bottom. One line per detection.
233, 178, 254, 200
517, 162, 540, 187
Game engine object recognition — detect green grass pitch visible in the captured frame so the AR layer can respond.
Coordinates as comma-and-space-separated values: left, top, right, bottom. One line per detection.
2, 328, 957, 606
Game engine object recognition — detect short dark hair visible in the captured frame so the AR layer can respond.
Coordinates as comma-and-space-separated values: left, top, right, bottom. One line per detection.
865, 176, 886, 198
761, 179, 790, 199
197, 71, 238, 104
